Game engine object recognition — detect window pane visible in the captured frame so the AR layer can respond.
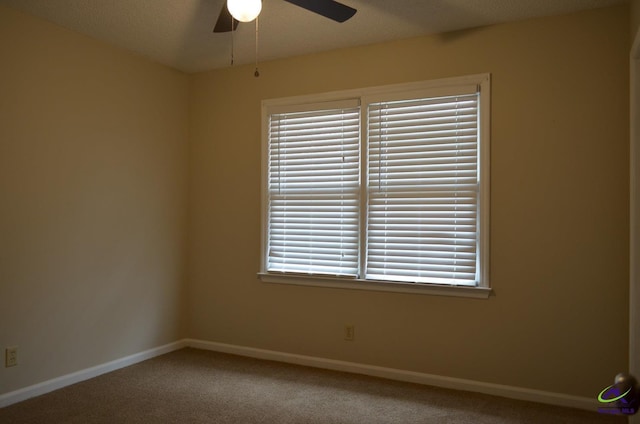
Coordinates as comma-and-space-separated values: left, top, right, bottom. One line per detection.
366, 94, 479, 286
267, 107, 360, 276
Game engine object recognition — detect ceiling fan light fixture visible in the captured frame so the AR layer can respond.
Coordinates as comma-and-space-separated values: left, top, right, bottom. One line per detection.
227, 0, 262, 23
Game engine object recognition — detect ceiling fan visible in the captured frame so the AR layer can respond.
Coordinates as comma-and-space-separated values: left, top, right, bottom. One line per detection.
213, 0, 357, 33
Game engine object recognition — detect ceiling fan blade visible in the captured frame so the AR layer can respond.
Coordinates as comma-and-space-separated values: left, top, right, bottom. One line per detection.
283, 0, 356, 23
213, 3, 239, 33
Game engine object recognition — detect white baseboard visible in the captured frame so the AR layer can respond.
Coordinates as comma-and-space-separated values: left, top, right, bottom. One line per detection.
1, 338, 600, 413
185, 338, 599, 412
0, 340, 187, 408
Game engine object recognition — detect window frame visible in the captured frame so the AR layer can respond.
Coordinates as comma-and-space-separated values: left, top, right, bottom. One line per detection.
259, 74, 491, 299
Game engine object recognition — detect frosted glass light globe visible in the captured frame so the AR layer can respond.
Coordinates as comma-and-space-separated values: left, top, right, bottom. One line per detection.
227, 0, 262, 22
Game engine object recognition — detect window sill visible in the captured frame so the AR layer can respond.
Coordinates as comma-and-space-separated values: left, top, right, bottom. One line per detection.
257, 273, 492, 299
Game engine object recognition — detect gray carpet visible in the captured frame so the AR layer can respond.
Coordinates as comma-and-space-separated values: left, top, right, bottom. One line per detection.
0, 348, 627, 423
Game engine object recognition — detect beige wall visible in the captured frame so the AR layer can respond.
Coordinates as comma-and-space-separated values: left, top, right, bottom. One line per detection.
0, 6, 189, 394
632, 0, 640, 41
0, 2, 630, 402
189, 5, 630, 398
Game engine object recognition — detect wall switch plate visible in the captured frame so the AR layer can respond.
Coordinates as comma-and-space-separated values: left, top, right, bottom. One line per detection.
5, 347, 18, 367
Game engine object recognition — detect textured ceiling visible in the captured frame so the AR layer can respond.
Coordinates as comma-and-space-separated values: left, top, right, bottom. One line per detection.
0, 0, 629, 73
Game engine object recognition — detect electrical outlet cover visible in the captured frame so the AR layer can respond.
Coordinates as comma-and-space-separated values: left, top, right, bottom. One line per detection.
5, 347, 18, 367
344, 325, 355, 341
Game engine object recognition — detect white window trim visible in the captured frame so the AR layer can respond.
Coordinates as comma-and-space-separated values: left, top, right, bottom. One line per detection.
259, 74, 491, 299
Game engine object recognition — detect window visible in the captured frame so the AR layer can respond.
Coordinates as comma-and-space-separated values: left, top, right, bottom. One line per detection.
260, 74, 490, 298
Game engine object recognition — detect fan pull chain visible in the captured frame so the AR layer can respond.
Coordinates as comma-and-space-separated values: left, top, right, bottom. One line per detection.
230, 15, 235, 66
254, 17, 260, 77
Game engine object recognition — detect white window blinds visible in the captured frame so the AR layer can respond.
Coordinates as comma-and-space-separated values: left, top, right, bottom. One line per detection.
262, 74, 490, 293
366, 93, 480, 286
267, 102, 360, 276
